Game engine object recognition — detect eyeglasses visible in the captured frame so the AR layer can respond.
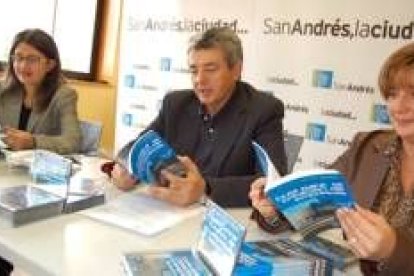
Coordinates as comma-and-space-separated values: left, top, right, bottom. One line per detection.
11, 54, 44, 65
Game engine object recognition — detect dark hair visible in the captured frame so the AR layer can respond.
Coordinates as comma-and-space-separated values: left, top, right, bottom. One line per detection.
187, 27, 243, 68
378, 42, 414, 99
4, 28, 64, 111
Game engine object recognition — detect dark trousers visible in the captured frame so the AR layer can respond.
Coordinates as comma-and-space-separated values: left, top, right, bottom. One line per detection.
0, 256, 13, 276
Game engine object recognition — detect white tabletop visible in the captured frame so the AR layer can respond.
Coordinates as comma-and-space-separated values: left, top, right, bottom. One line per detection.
0, 156, 273, 276
0, 156, 361, 276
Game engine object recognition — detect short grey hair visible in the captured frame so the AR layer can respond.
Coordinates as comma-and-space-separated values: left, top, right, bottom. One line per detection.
188, 27, 243, 68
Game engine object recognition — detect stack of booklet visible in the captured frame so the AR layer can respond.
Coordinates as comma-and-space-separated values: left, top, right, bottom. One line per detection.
122, 200, 246, 275
30, 150, 105, 213
121, 200, 331, 276
0, 150, 105, 227
235, 239, 331, 275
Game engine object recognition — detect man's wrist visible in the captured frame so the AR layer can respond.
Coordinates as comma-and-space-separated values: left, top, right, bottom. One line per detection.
264, 212, 281, 227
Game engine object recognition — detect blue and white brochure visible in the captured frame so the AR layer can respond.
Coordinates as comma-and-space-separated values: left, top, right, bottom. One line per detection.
122, 200, 246, 276
195, 200, 246, 276
30, 150, 72, 185
128, 130, 183, 184
234, 241, 329, 276
265, 169, 355, 233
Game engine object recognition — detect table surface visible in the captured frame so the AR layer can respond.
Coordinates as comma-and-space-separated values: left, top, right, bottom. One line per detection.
0, 155, 361, 276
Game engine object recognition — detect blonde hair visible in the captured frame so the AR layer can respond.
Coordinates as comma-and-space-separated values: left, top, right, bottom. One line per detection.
378, 42, 414, 99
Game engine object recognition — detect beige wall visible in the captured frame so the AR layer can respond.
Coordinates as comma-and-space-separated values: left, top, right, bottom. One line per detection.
71, 80, 116, 155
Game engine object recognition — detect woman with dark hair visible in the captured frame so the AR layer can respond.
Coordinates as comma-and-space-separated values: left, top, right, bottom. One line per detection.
0, 28, 81, 154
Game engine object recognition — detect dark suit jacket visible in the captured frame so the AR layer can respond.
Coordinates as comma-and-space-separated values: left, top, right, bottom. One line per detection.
254, 130, 414, 275
0, 85, 81, 154
138, 81, 286, 207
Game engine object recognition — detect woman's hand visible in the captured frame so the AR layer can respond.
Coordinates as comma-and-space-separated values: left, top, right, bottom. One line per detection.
336, 205, 397, 261
249, 177, 277, 219
3, 127, 34, 150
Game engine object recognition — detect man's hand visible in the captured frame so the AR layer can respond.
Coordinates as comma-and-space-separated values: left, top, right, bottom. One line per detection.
249, 177, 277, 219
336, 205, 397, 261
3, 127, 34, 150
149, 156, 206, 206
111, 163, 137, 191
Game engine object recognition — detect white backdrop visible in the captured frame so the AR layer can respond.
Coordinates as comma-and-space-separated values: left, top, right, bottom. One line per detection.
115, 0, 414, 171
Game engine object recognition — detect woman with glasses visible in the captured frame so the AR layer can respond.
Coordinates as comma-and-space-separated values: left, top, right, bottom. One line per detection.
0, 28, 81, 154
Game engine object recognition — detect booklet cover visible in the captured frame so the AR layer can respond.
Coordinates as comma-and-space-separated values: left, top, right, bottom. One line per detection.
234, 239, 332, 276
292, 234, 357, 270
127, 130, 186, 186
265, 169, 355, 233
39, 175, 106, 214
121, 199, 246, 276
123, 250, 211, 276
30, 150, 72, 185
253, 142, 356, 271
253, 142, 355, 234
29, 150, 105, 213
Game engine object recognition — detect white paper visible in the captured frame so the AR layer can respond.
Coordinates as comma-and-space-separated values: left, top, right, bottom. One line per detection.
81, 190, 203, 236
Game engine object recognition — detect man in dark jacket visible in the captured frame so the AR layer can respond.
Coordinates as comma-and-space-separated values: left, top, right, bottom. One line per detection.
111, 26, 286, 207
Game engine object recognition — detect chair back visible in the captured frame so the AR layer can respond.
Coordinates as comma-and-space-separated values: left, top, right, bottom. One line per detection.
284, 133, 304, 173
79, 120, 102, 155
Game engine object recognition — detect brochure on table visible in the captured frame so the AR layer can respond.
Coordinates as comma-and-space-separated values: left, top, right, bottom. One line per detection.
122, 199, 246, 276
235, 239, 332, 276
121, 199, 334, 276
0, 150, 105, 226
30, 150, 105, 212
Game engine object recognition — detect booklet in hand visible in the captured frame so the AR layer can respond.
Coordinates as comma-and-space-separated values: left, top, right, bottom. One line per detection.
253, 141, 355, 235
253, 142, 357, 270
128, 130, 186, 186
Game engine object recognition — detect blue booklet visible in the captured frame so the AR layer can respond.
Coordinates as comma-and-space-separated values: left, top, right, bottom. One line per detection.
30, 150, 72, 185
122, 199, 246, 275
293, 235, 356, 270
253, 141, 355, 235
235, 239, 332, 276
127, 130, 186, 186
252, 142, 357, 270
30, 150, 105, 213
265, 169, 355, 234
